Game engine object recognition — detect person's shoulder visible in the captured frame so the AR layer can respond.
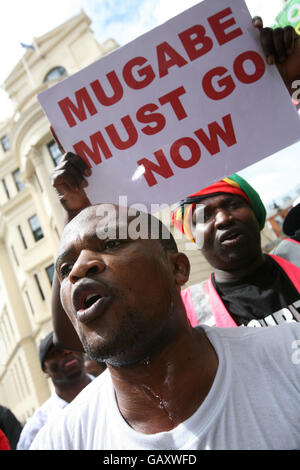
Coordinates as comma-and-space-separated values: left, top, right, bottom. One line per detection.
69, 368, 109, 406
49, 369, 110, 422
271, 239, 300, 268
201, 321, 300, 339
22, 398, 50, 425
18, 397, 52, 436
201, 323, 300, 361
202, 322, 300, 340
0, 405, 11, 420
30, 370, 110, 449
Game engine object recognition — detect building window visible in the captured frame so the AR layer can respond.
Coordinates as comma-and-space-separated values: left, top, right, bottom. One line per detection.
34, 274, 45, 301
11, 245, 19, 266
1, 135, 9, 152
2, 178, 10, 199
12, 169, 25, 192
54, 226, 60, 240
17, 356, 31, 397
45, 264, 55, 285
28, 214, 44, 242
18, 225, 27, 249
24, 290, 34, 316
34, 171, 43, 192
47, 140, 63, 166
43, 66, 67, 83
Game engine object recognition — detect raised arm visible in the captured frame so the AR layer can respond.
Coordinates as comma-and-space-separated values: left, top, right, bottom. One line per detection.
51, 152, 91, 351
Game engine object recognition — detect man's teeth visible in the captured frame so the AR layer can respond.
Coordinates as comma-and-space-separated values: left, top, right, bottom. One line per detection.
226, 232, 239, 240
84, 294, 101, 308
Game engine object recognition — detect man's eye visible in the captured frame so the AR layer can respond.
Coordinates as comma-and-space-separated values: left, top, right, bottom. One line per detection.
199, 210, 211, 223
227, 201, 242, 210
104, 240, 121, 250
60, 264, 72, 278
203, 211, 212, 222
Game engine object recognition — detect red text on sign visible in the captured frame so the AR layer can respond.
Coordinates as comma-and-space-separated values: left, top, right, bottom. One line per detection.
58, 7, 243, 128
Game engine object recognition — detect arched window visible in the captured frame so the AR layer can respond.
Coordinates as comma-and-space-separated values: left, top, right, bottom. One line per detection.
43, 66, 67, 83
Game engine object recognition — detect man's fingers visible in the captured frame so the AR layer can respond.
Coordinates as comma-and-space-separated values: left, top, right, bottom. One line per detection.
283, 25, 295, 55
54, 153, 91, 183
52, 160, 81, 187
258, 22, 298, 67
252, 16, 263, 31
273, 28, 288, 62
63, 159, 87, 184
50, 150, 91, 213
259, 27, 276, 64
65, 152, 91, 176
51, 168, 81, 192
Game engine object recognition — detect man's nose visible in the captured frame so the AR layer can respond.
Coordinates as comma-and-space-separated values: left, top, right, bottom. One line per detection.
69, 251, 105, 284
214, 208, 232, 228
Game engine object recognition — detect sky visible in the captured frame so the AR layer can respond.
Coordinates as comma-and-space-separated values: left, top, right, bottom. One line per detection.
0, 0, 299, 210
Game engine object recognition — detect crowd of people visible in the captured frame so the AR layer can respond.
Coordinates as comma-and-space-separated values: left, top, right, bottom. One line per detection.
0, 331, 106, 450
1, 17, 300, 451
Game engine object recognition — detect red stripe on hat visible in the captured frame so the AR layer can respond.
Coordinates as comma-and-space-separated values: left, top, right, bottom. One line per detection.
189, 180, 250, 205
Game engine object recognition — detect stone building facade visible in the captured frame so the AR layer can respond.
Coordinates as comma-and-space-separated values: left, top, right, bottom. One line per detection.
0, 11, 118, 423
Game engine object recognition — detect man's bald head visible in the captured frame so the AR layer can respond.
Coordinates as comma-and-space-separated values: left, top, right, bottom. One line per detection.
61, 203, 178, 255
56, 203, 191, 367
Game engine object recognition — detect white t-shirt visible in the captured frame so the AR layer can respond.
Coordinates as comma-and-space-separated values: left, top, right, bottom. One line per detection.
17, 391, 67, 450
17, 374, 94, 450
30, 324, 300, 450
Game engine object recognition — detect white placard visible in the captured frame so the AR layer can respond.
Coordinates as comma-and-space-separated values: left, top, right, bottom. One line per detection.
38, 0, 300, 210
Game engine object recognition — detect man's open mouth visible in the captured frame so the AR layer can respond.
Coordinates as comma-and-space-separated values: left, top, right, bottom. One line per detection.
62, 357, 81, 372
219, 230, 242, 244
73, 281, 108, 312
72, 280, 112, 324
83, 293, 102, 310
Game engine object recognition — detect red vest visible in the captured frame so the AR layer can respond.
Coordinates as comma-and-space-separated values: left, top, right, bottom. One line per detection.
182, 254, 300, 328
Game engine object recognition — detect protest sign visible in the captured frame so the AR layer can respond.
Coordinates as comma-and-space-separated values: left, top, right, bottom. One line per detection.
38, 0, 300, 210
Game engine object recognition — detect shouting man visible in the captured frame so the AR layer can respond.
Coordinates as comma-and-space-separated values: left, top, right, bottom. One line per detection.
30, 204, 300, 450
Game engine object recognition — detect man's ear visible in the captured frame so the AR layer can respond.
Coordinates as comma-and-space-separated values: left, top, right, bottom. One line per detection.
42, 365, 50, 379
169, 252, 190, 287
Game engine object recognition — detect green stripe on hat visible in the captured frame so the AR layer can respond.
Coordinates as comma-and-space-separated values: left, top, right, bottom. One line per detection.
228, 174, 266, 230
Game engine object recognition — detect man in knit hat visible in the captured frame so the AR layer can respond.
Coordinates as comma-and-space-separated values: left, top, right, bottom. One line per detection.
172, 174, 300, 328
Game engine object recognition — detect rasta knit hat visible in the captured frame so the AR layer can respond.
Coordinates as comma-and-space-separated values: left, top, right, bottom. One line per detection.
171, 174, 266, 242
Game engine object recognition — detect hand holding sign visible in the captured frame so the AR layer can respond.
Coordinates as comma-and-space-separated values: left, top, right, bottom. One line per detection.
253, 16, 300, 93
51, 152, 91, 219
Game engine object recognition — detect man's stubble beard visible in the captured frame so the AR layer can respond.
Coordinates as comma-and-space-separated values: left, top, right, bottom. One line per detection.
78, 294, 179, 369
